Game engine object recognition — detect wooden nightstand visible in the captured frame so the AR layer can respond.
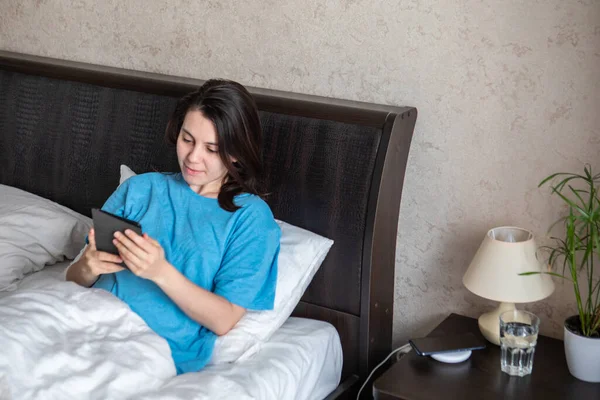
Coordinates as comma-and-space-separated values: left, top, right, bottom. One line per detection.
373, 313, 600, 400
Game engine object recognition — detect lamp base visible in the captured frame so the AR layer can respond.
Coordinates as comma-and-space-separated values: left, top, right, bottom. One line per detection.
478, 302, 516, 345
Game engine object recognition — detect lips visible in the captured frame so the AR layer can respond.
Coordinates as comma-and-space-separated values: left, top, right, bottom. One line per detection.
184, 164, 204, 176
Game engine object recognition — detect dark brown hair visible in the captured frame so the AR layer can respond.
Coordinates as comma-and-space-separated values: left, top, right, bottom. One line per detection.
165, 79, 263, 212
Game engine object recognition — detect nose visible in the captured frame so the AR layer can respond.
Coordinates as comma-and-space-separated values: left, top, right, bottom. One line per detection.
187, 143, 206, 164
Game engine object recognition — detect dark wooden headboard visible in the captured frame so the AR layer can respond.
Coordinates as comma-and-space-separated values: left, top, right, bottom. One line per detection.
0, 50, 417, 398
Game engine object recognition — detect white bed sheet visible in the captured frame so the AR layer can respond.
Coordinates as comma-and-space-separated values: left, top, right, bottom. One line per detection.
2, 263, 342, 400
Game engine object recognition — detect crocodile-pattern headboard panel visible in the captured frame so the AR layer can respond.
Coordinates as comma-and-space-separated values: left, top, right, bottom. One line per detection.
0, 72, 178, 213
0, 71, 379, 317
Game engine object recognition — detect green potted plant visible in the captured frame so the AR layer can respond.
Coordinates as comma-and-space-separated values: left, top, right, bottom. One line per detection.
523, 165, 600, 382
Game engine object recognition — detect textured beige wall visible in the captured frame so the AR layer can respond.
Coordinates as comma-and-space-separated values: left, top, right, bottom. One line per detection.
2, 1, 599, 344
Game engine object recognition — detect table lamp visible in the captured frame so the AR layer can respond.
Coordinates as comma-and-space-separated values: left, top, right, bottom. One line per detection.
462, 226, 555, 345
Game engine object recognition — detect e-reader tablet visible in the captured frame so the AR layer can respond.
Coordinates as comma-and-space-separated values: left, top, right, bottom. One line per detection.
91, 208, 143, 256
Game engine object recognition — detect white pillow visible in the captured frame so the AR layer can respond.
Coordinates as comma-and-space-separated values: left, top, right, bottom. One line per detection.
118, 165, 334, 364
212, 219, 333, 363
0, 185, 92, 291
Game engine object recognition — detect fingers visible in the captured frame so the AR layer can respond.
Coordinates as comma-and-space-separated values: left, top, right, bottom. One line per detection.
96, 250, 123, 264
113, 237, 143, 269
144, 233, 161, 248
88, 228, 97, 250
85, 254, 124, 275
114, 230, 153, 257
96, 262, 125, 274
129, 230, 158, 252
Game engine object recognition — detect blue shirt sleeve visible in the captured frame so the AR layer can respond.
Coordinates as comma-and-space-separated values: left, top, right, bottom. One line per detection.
101, 179, 131, 217
213, 203, 281, 311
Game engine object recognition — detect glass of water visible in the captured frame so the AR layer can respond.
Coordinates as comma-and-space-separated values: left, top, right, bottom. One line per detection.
499, 310, 540, 377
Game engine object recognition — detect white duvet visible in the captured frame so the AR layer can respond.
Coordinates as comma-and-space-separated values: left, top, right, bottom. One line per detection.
0, 265, 342, 400
0, 281, 176, 400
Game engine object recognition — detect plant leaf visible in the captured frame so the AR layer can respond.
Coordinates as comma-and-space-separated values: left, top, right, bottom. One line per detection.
519, 271, 572, 282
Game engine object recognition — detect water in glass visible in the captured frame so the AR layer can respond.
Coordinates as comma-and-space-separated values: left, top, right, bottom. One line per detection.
499, 310, 540, 377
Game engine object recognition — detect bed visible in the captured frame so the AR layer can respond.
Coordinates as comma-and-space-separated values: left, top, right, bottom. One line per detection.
0, 50, 417, 399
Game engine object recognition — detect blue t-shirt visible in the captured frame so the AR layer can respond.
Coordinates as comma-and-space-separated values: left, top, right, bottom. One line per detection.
92, 172, 280, 374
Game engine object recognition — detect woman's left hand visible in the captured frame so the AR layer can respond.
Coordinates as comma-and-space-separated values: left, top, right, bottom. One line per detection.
113, 230, 172, 282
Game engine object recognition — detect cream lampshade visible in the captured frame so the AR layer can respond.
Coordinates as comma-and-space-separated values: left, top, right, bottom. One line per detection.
462, 226, 555, 345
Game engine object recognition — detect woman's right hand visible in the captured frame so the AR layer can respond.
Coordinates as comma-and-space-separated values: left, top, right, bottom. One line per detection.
66, 228, 126, 287
80, 228, 126, 277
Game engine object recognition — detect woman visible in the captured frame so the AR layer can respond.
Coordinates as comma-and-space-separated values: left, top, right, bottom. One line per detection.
66, 79, 280, 375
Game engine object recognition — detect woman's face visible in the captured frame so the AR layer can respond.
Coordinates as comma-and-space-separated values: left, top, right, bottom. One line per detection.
176, 110, 230, 197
